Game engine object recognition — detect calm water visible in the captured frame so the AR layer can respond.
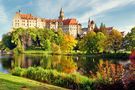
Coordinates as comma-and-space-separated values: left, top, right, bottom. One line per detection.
0, 54, 130, 75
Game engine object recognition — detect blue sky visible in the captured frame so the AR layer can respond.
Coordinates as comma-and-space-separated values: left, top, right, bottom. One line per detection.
0, 0, 135, 40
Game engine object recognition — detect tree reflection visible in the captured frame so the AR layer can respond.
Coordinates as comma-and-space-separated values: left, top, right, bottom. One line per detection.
40, 55, 77, 73
12, 54, 25, 68
12, 54, 41, 68
59, 56, 77, 73
76, 56, 99, 75
91, 59, 124, 83
40, 55, 52, 69
0, 56, 12, 71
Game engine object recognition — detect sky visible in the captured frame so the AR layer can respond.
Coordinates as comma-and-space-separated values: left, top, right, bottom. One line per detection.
0, 0, 135, 40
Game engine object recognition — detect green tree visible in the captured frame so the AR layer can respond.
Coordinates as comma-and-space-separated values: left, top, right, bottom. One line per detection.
108, 29, 123, 53
94, 24, 99, 33
43, 39, 51, 51
56, 28, 64, 45
79, 31, 97, 54
100, 23, 106, 31
1, 27, 70, 53
79, 31, 107, 54
124, 27, 135, 50
95, 32, 107, 52
2, 34, 16, 50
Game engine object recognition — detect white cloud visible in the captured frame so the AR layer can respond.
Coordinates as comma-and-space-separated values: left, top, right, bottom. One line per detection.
35, 0, 99, 18
118, 25, 135, 34
35, 0, 135, 25
78, 0, 135, 23
35, 0, 62, 18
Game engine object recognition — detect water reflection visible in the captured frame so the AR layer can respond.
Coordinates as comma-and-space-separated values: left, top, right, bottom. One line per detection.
11, 54, 77, 73
0, 56, 12, 73
0, 54, 130, 76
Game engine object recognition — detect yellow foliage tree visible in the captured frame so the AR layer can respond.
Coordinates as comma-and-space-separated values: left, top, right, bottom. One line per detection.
61, 34, 77, 53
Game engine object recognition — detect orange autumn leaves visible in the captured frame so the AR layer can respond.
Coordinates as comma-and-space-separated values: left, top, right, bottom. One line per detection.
91, 60, 124, 83
61, 34, 77, 52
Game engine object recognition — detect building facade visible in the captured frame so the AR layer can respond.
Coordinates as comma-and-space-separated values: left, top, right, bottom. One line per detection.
12, 8, 81, 38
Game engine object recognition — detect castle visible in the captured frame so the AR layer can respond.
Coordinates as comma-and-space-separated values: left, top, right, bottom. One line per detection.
12, 8, 82, 38
12, 8, 114, 38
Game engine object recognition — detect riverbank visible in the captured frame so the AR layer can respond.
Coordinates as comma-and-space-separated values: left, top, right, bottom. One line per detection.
23, 50, 130, 59
12, 67, 135, 90
0, 72, 68, 90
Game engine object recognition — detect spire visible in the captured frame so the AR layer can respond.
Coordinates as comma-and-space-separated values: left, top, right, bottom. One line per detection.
88, 18, 91, 27
88, 18, 90, 22
59, 8, 64, 20
60, 8, 63, 13
19, 10, 21, 13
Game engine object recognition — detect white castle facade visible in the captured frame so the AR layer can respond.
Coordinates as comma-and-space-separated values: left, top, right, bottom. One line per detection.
12, 8, 82, 38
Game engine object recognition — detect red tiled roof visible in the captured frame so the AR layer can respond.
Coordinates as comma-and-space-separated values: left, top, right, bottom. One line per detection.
45, 19, 60, 24
16, 12, 79, 25
63, 19, 78, 25
16, 12, 37, 20
105, 27, 113, 30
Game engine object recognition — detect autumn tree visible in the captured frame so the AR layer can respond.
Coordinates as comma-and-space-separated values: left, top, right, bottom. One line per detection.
61, 34, 77, 53
51, 43, 61, 54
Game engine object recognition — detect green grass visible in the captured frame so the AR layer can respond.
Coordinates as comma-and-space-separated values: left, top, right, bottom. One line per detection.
23, 50, 80, 55
23, 50, 49, 54
0, 72, 68, 90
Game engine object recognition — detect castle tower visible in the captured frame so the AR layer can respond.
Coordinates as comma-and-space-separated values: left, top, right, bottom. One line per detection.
88, 18, 95, 31
59, 8, 64, 20
88, 18, 91, 29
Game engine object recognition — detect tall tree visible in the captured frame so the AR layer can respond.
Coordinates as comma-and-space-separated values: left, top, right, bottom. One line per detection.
100, 23, 106, 31
94, 24, 99, 33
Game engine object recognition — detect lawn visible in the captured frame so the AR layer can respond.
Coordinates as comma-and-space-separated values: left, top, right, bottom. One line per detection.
0, 72, 68, 90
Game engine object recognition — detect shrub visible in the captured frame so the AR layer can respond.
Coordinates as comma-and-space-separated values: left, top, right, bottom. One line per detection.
12, 67, 27, 77
12, 67, 93, 90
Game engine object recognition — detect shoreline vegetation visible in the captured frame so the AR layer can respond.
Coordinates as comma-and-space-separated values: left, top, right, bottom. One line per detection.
12, 67, 94, 90
11, 67, 135, 90
1, 27, 134, 56
1, 50, 130, 60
